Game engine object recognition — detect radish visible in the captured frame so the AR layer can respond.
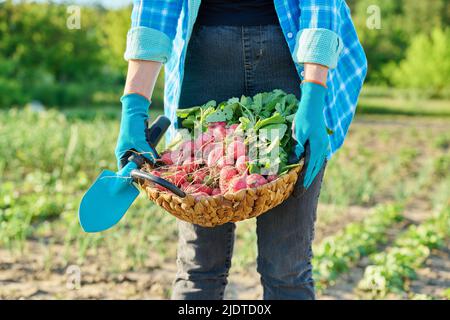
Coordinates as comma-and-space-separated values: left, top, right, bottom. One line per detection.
160, 151, 174, 165
166, 171, 187, 187
217, 154, 235, 168
194, 133, 214, 151
207, 145, 224, 167
229, 175, 248, 192
267, 174, 278, 182
210, 121, 226, 128
211, 188, 221, 196
199, 141, 217, 161
148, 170, 161, 177
210, 125, 226, 141
246, 174, 267, 188
182, 159, 201, 173
228, 124, 239, 131
235, 155, 249, 173
171, 148, 190, 165
192, 170, 207, 184
227, 140, 246, 160
185, 184, 212, 195
180, 140, 195, 155
181, 181, 190, 190
219, 166, 238, 192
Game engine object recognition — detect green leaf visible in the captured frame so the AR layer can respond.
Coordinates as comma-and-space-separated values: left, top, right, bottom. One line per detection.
248, 162, 261, 174
181, 118, 195, 129
176, 106, 201, 118
205, 105, 233, 123
259, 124, 288, 141
254, 112, 285, 131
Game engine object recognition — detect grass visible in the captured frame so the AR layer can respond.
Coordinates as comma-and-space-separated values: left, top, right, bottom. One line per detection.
358, 86, 450, 117
0, 96, 449, 299
358, 96, 450, 117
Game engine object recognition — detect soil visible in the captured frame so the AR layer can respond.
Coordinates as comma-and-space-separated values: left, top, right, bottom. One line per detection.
0, 204, 447, 300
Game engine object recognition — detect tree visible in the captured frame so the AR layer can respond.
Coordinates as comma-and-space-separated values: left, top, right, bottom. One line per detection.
390, 28, 450, 97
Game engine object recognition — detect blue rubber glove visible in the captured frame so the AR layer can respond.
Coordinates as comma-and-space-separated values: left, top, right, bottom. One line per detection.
293, 82, 330, 189
114, 93, 156, 169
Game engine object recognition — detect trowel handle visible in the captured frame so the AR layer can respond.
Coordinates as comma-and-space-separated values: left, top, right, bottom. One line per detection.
130, 169, 186, 198
146, 115, 171, 148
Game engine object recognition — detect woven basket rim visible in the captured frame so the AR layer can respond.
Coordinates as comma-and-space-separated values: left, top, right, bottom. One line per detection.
139, 159, 304, 227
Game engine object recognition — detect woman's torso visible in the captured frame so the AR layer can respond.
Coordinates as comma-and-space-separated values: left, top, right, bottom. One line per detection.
196, 0, 279, 26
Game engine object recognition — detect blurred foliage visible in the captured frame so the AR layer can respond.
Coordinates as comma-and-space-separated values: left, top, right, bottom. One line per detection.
349, 0, 450, 86
389, 28, 450, 98
0, 1, 122, 107
0, 0, 450, 108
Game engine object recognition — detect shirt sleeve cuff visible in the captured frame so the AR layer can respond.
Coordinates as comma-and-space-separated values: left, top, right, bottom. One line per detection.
293, 28, 343, 69
124, 27, 172, 63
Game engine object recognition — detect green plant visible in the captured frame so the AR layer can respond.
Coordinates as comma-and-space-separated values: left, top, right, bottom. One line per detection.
312, 204, 404, 291
358, 207, 450, 298
389, 28, 450, 98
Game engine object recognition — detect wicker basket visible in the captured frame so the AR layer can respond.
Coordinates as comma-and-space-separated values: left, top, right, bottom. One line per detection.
137, 161, 303, 227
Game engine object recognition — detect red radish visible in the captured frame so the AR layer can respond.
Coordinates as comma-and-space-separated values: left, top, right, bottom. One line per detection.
148, 170, 161, 177
180, 140, 195, 155
235, 155, 249, 173
217, 154, 234, 168
166, 171, 187, 187
207, 145, 224, 167
228, 124, 239, 131
192, 170, 207, 184
154, 184, 167, 192
160, 151, 174, 165
181, 182, 190, 190
246, 174, 267, 188
211, 188, 221, 196
185, 184, 212, 195
194, 133, 214, 151
210, 121, 226, 128
211, 125, 226, 141
182, 159, 200, 173
267, 174, 278, 182
199, 142, 217, 161
171, 148, 190, 165
219, 166, 238, 192
229, 175, 248, 192
227, 140, 246, 160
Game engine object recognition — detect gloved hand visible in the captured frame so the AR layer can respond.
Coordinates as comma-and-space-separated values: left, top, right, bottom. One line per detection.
292, 82, 329, 189
114, 93, 156, 169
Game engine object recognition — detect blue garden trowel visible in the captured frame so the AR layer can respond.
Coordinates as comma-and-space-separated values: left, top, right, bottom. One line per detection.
78, 116, 186, 233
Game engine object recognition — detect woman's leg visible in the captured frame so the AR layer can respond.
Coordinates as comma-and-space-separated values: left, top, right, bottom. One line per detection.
172, 221, 235, 299
256, 165, 326, 300
172, 25, 244, 300
243, 25, 324, 300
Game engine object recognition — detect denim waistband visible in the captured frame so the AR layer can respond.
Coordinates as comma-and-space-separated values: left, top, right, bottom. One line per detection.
179, 23, 301, 108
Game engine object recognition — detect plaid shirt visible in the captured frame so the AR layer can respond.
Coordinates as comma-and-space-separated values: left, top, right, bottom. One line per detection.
126, 0, 367, 157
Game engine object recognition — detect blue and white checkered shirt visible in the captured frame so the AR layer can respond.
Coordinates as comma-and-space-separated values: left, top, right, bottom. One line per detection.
125, 0, 367, 157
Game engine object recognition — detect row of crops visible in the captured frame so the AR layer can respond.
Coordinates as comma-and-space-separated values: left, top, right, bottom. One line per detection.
313, 204, 449, 299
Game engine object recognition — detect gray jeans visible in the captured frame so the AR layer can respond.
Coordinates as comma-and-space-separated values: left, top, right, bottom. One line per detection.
172, 24, 325, 300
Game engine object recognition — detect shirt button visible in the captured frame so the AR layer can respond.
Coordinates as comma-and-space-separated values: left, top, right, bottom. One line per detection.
287, 32, 294, 39
301, 71, 305, 77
